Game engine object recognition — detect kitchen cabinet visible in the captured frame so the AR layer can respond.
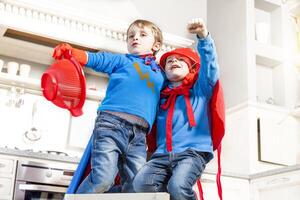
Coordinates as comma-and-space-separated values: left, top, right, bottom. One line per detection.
194, 173, 250, 200
258, 109, 298, 165
254, 0, 285, 107
251, 169, 300, 200
208, 0, 300, 175
0, 155, 17, 200
195, 167, 300, 200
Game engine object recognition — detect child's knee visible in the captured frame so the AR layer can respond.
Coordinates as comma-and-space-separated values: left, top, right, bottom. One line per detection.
167, 179, 192, 198
95, 182, 112, 193
132, 173, 144, 192
133, 173, 157, 192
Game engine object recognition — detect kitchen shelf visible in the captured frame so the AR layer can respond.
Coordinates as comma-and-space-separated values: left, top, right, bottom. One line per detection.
0, 72, 104, 101
255, 0, 282, 12
254, 0, 283, 48
288, 0, 300, 16
0, 72, 40, 90
0, 37, 107, 79
255, 41, 283, 67
256, 63, 285, 107
254, 101, 289, 113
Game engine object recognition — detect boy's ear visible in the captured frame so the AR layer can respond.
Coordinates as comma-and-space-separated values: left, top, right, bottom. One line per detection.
152, 41, 161, 52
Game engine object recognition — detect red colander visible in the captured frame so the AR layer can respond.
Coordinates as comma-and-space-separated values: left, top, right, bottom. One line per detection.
41, 51, 86, 117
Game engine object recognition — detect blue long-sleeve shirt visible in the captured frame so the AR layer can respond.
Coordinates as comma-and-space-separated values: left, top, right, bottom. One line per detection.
86, 52, 165, 128
155, 34, 219, 154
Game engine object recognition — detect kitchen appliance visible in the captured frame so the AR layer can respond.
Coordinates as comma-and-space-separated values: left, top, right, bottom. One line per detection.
14, 160, 75, 200
41, 52, 86, 117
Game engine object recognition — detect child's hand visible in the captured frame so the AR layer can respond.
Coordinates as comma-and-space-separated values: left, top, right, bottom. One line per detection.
53, 43, 73, 60
187, 18, 208, 38
53, 43, 87, 66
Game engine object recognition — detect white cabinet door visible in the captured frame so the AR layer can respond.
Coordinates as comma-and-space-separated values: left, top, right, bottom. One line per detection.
0, 177, 13, 196
0, 155, 17, 200
0, 157, 14, 175
196, 174, 250, 200
258, 113, 298, 165
251, 170, 300, 200
68, 100, 99, 149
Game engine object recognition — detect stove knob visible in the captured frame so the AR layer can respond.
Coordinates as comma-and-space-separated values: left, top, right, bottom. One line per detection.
45, 171, 52, 178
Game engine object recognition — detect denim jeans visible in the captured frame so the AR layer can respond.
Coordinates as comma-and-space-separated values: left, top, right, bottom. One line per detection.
76, 111, 147, 194
133, 149, 212, 200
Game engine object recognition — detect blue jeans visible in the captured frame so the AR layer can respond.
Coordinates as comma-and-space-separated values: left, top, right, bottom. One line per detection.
133, 149, 212, 200
76, 111, 147, 194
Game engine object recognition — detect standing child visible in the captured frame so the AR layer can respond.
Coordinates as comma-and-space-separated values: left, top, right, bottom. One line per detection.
133, 18, 225, 200
53, 19, 165, 193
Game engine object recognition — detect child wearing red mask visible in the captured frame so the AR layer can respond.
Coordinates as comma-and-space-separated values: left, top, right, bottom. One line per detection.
133, 18, 225, 200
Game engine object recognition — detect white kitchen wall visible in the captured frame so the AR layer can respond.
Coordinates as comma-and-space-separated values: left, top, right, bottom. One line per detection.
130, 0, 207, 39
15, 0, 206, 39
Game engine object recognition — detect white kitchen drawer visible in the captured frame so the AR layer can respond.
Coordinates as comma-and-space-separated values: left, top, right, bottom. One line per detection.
199, 174, 250, 200
251, 170, 300, 200
0, 177, 13, 195
0, 158, 14, 174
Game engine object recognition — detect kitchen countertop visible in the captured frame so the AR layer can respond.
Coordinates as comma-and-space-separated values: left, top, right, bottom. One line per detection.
1, 147, 299, 180
65, 193, 170, 200
0, 147, 80, 163
204, 164, 300, 180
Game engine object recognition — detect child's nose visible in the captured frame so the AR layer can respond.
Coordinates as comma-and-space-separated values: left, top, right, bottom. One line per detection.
133, 34, 139, 40
171, 58, 178, 63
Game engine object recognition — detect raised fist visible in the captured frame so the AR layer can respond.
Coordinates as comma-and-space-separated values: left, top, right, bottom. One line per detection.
187, 18, 208, 38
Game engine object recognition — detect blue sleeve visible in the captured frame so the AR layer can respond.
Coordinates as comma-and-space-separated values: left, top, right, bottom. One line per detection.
194, 33, 220, 98
86, 52, 124, 75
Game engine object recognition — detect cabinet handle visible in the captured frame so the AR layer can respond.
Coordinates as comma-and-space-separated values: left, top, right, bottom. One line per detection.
0, 163, 5, 168
267, 177, 290, 185
19, 184, 66, 193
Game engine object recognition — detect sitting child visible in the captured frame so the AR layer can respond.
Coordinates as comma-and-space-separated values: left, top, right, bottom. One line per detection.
133, 18, 225, 200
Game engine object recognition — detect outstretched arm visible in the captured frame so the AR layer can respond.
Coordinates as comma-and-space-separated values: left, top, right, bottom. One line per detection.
187, 18, 219, 97
53, 43, 123, 75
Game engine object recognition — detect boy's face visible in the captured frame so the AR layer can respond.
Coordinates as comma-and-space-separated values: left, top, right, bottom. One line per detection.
164, 55, 190, 82
127, 25, 161, 55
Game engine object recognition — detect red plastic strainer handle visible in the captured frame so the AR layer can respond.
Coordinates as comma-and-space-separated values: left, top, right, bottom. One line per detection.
64, 50, 86, 116
54, 50, 86, 117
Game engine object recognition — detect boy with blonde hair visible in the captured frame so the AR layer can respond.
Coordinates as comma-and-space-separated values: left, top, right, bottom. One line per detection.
53, 19, 165, 193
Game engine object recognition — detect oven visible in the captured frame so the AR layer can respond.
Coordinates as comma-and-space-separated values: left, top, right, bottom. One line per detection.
14, 160, 75, 200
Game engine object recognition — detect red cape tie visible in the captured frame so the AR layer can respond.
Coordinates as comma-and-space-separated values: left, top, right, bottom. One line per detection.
160, 84, 196, 152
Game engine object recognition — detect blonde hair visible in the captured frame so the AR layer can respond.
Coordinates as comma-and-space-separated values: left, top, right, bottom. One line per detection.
127, 19, 163, 55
